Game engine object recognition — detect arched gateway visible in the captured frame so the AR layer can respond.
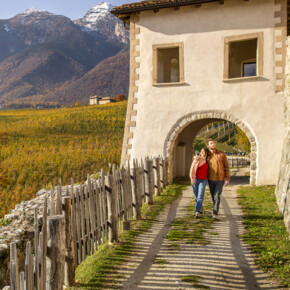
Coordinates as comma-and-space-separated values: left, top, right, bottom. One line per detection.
163, 111, 257, 185
112, 0, 287, 187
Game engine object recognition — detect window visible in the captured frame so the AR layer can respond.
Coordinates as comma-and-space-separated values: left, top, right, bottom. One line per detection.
224, 33, 263, 80
153, 43, 184, 84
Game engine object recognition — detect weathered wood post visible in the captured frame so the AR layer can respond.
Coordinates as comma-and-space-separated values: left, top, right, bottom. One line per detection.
70, 178, 78, 269
164, 158, 169, 186
105, 174, 117, 243
25, 241, 33, 290
34, 208, 39, 290
144, 159, 154, 205
153, 157, 161, 196
62, 196, 75, 287
120, 167, 130, 231
39, 197, 48, 290
10, 242, 19, 290
160, 158, 164, 191
130, 166, 142, 219
46, 215, 65, 290
101, 169, 108, 241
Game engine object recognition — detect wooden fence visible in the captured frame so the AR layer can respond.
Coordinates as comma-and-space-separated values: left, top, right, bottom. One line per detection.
228, 158, 248, 168
3, 157, 169, 290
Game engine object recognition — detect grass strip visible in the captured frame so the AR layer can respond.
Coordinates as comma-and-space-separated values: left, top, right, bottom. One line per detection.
166, 189, 217, 246
237, 186, 290, 287
74, 183, 186, 288
180, 275, 210, 289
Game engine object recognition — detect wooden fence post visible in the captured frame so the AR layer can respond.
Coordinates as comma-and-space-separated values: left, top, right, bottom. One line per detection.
101, 169, 108, 242
62, 197, 75, 287
10, 242, 19, 290
87, 175, 97, 253
34, 208, 39, 290
39, 197, 48, 290
105, 174, 117, 243
120, 167, 130, 231
144, 159, 153, 205
153, 157, 161, 196
25, 241, 33, 290
70, 178, 78, 270
160, 158, 164, 191
46, 215, 65, 290
164, 158, 169, 186
130, 167, 141, 219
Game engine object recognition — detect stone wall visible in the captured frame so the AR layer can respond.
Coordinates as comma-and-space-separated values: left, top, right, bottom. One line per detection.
275, 36, 290, 233
0, 184, 82, 288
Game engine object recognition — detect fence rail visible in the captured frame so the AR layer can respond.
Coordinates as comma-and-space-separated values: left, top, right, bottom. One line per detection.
228, 157, 248, 168
3, 157, 169, 290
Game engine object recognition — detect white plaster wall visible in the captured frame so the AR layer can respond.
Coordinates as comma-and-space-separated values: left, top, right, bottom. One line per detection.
129, 0, 285, 185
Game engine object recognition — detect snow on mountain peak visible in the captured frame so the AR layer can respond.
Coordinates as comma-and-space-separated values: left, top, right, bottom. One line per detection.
22, 8, 47, 15
76, 2, 114, 28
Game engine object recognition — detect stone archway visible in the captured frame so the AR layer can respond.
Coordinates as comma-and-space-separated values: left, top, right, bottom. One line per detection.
163, 110, 257, 185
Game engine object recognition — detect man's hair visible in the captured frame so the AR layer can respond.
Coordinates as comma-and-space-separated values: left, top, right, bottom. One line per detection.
206, 138, 214, 146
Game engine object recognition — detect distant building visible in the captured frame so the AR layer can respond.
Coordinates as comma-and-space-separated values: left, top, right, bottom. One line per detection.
89, 96, 101, 105
90, 96, 115, 105
99, 97, 115, 105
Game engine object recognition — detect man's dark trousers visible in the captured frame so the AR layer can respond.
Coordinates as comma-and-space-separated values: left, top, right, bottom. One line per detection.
208, 180, 225, 215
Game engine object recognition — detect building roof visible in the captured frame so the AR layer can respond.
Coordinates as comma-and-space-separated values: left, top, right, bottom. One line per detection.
112, 0, 289, 36
111, 0, 222, 16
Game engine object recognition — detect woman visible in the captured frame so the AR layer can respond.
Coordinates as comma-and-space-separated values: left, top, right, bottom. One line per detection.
189, 148, 209, 218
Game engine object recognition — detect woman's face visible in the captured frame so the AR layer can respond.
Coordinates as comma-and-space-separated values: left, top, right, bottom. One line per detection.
200, 149, 206, 158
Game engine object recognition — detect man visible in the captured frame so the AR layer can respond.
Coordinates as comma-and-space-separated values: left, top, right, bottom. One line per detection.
206, 138, 230, 219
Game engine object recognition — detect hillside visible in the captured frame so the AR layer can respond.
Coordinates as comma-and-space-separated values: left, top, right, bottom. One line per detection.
47, 50, 129, 105
0, 102, 127, 218
194, 121, 250, 154
0, 4, 129, 108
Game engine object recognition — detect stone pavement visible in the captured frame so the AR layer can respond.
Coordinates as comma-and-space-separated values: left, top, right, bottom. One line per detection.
103, 170, 284, 289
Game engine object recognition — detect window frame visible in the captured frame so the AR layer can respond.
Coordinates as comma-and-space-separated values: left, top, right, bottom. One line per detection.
152, 42, 184, 85
223, 32, 263, 80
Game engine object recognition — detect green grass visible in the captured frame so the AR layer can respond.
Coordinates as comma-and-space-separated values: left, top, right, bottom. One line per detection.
0, 218, 12, 227
180, 275, 210, 289
166, 189, 217, 246
154, 258, 168, 265
237, 186, 290, 287
74, 183, 186, 288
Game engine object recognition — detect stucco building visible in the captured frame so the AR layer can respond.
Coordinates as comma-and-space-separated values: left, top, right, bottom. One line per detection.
112, 0, 288, 186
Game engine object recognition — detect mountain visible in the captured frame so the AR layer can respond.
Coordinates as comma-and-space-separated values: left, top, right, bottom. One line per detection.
74, 2, 129, 46
47, 50, 129, 105
0, 3, 129, 107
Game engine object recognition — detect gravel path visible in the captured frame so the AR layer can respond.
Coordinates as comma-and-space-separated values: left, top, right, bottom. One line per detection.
102, 170, 284, 289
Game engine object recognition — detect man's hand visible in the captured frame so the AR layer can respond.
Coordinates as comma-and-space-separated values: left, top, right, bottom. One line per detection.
224, 180, 229, 186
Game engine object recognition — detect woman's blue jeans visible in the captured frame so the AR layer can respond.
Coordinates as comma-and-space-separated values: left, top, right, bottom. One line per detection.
192, 178, 207, 214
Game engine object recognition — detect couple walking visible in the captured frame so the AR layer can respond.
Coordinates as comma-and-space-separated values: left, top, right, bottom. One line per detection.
189, 139, 230, 219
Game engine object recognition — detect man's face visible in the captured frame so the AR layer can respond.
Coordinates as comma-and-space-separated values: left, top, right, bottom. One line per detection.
208, 140, 216, 150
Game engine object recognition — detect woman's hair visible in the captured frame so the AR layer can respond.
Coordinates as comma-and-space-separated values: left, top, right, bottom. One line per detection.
201, 147, 210, 158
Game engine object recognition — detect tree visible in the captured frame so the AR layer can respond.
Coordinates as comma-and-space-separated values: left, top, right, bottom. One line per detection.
113, 94, 126, 102
235, 127, 250, 152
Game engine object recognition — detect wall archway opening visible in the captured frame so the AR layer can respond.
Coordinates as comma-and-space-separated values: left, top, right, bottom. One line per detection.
164, 111, 257, 185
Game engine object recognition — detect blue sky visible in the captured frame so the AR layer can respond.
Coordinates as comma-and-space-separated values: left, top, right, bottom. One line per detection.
0, 0, 135, 20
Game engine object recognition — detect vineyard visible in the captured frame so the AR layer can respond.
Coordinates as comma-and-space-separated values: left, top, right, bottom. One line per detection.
0, 102, 127, 218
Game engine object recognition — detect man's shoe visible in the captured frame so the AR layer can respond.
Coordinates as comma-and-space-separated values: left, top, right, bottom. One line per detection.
212, 214, 218, 220
195, 213, 199, 218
